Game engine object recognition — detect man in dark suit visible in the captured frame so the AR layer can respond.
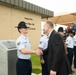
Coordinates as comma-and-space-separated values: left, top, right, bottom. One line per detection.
42, 20, 71, 75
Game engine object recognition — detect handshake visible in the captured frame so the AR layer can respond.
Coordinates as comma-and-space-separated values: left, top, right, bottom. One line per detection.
35, 49, 43, 56
35, 49, 45, 64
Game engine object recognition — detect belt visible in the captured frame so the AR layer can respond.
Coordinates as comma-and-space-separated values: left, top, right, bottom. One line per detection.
67, 48, 73, 49
18, 58, 31, 61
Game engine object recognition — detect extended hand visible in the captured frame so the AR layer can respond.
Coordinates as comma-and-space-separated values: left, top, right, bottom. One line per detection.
36, 49, 42, 56
50, 70, 56, 75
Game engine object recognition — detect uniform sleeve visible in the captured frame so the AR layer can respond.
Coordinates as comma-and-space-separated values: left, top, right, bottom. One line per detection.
16, 41, 25, 51
73, 37, 76, 45
73, 37, 75, 42
38, 38, 45, 49
66, 37, 70, 45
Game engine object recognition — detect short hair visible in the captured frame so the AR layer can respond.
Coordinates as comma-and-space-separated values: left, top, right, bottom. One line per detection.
18, 28, 21, 33
58, 27, 64, 32
46, 20, 54, 28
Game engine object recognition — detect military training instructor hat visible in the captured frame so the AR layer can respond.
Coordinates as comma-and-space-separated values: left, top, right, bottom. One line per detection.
15, 21, 30, 28
58, 27, 64, 32
68, 29, 73, 34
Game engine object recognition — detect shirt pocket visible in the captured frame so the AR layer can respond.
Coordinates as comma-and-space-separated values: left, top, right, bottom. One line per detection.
24, 41, 31, 48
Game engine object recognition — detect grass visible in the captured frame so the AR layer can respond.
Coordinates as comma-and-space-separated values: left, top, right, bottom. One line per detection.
31, 54, 41, 74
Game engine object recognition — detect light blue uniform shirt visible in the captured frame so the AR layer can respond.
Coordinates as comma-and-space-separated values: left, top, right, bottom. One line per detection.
73, 35, 76, 46
16, 35, 31, 59
66, 36, 74, 48
39, 35, 49, 50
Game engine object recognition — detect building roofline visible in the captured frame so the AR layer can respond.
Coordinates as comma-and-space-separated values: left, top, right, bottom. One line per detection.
0, 0, 54, 18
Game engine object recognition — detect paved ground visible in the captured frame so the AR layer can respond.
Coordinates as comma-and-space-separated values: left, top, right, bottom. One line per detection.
32, 68, 76, 75
32, 73, 41, 75
70, 67, 76, 75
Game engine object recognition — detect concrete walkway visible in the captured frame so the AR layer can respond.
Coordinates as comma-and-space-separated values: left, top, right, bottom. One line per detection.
32, 72, 76, 75
32, 73, 41, 75
32, 64, 76, 75
70, 68, 76, 75
32, 68, 76, 75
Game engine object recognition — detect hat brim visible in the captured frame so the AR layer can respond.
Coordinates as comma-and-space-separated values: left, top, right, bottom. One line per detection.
15, 26, 30, 28
68, 32, 73, 34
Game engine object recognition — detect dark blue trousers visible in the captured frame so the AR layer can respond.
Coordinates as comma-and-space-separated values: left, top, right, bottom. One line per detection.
67, 48, 73, 68
74, 46, 76, 68
16, 59, 32, 75
41, 54, 48, 75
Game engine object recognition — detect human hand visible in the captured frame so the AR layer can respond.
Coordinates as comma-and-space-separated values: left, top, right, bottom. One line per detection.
50, 70, 56, 75
66, 51, 68, 54
36, 49, 42, 56
40, 56, 45, 64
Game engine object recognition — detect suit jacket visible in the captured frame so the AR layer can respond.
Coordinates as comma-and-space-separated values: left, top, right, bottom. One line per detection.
43, 30, 71, 75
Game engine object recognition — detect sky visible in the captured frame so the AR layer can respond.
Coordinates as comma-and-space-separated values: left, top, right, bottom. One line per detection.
24, 0, 76, 15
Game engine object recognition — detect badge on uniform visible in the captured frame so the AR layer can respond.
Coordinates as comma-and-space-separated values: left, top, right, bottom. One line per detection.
17, 42, 21, 46
40, 41, 42, 44
24, 42, 27, 43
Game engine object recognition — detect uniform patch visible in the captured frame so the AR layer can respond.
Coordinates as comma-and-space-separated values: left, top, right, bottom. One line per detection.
40, 41, 42, 44
17, 42, 21, 46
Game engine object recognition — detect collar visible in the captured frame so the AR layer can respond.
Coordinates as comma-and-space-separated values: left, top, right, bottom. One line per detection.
47, 30, 54, 39
68, 36, 73, 38
21, 34, 27, 39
